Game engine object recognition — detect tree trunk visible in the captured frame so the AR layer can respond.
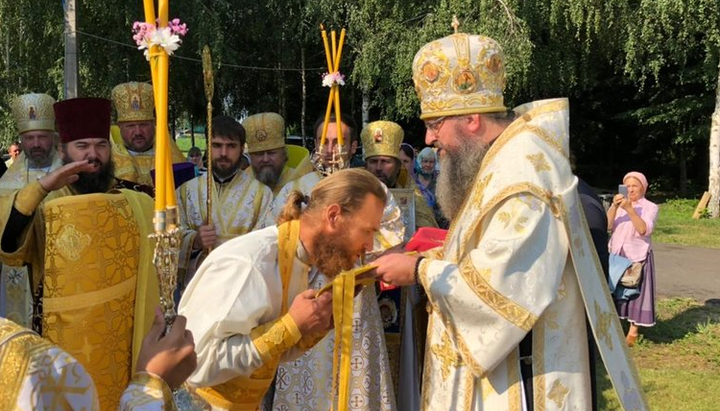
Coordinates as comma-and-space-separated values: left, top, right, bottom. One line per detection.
361, 89, 370, 127
300, 46, 307, 147
277, 59, 287, 122
679, 148, 687, 197
190, 115, 195, 148
709, 61, 720, 218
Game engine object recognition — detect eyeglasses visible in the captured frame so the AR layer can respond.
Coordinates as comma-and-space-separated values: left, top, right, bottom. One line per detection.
424, 116, 447, 134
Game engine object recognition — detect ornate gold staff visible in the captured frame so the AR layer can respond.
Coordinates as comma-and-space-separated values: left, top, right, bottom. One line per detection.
202, 45, 214, 252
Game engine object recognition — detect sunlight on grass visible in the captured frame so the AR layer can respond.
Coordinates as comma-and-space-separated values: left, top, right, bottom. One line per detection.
653, 199, 720, 249
598, 298, 720, 410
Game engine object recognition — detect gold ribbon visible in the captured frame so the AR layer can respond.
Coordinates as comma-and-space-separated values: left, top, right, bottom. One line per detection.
326, 264, 376, 411
278, 219, 300, 314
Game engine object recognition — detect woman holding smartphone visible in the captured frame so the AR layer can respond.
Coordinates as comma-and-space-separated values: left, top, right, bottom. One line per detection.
607, 171, 659, 346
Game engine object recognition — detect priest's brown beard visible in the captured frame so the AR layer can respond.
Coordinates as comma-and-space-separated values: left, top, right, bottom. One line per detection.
310, 223, 358, 278
436, 137, 488, 221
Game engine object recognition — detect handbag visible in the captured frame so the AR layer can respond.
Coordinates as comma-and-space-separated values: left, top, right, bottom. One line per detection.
620, 261, 645, 288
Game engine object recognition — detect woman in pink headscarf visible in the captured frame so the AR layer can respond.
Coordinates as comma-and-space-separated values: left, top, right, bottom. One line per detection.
607, 171, 659, 346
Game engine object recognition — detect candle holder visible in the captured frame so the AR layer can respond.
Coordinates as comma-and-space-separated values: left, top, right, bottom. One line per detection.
150, 218, 182, 333
311, 144, 348, 176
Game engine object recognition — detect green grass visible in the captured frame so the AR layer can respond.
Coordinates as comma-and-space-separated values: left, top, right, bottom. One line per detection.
598, 297, 720, 410
653, 199, 720, 249
175, 136, 207, 154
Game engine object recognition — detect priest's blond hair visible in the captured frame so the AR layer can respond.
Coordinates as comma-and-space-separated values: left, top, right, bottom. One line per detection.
277, 168, 386, 224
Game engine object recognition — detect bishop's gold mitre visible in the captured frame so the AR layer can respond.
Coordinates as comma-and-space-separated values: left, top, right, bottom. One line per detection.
412, 32, 506, 119
243, 112, 285, 153
11, 93, 56, 134
111, 82, 154, 123
360, 120, 403, 160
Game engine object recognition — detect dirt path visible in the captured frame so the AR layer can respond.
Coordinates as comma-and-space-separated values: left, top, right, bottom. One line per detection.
653, 243, 720, 304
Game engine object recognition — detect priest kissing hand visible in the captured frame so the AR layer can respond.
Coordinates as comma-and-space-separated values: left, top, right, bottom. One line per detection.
38, 160, 98, 192
288, 289, 334, 336
373, 253, 420, 287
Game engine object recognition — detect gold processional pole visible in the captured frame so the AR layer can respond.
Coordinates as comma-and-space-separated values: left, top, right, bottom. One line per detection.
202, 46, 214, 252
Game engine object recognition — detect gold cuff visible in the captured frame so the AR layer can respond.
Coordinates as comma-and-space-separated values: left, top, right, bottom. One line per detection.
129, 371, 173, 406
15, 180, 48, 216
251, 313, 302, 363
417, 257, 432, 291
297, 331, 327, 351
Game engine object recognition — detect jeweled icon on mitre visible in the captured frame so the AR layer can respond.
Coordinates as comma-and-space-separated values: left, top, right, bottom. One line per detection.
373, 128, 383, 143
256, 130, 268, 142
28, 106, 37, 120
131, 94, 141, 111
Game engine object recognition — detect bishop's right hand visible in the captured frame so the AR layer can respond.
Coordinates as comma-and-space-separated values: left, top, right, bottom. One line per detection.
38, 160, 97, 192
288, 289, 333, 336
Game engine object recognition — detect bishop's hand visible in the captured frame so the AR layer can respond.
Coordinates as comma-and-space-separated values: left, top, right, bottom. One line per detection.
372, 253, 418, 286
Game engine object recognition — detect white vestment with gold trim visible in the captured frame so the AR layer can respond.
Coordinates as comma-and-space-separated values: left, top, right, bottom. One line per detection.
176, 171, 273, 289
417, 99, 648, 411
0, 317, 172, 411
264, 171, 404, 411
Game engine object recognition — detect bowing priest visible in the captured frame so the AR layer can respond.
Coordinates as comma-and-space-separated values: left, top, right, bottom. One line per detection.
111, 81, 186, 186
373, 28, 649, 411
176, 115, 273, 290
0, 97, 161, 411
266, 114, 403, 411
0, 93, 62, 329
179, 168, 387, 411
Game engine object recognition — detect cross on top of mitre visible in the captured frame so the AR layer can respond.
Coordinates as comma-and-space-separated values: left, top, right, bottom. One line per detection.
452, 15, 460, 34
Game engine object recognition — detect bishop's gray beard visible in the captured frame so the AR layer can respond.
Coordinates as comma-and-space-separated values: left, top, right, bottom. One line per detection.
436, 139, 488, 221
256, 166, 282, 188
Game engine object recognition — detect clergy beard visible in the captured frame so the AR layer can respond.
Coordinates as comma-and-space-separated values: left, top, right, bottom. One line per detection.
436, 138, 488, 221
309, 223, 358, 278
27, 147, 54, 169
213, 156, 241, 180
62, 156, 115, 194
256, 165, 282, 188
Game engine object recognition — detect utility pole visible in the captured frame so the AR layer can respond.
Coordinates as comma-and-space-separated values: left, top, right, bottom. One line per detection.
63, 0, 79, 99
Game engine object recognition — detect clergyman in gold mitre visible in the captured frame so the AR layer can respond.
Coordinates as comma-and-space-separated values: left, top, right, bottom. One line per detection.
243, 112, 293, 195
9, 93, 58, 170
1, 93, 60, 329
4, 93, 59, 184
412, 29, 506, 120
362, 120, 438, 227
110, 81, 185, 186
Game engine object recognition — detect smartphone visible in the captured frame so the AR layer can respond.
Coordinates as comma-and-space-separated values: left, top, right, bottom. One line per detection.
618, 184, 628, 198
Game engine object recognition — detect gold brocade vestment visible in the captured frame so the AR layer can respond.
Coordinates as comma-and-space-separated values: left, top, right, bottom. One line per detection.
111, 135, 186, 186
0, 182, 158, 411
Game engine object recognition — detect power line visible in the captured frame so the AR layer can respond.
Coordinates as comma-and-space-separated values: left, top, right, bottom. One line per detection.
71, 29, 326, 72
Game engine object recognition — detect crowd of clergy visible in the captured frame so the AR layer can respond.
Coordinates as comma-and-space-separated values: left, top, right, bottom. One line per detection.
0, 26, 650, 411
